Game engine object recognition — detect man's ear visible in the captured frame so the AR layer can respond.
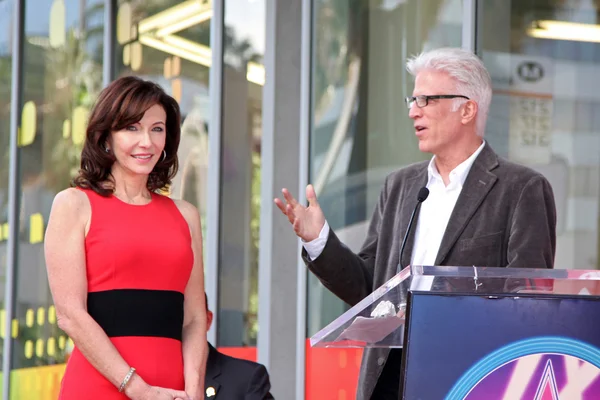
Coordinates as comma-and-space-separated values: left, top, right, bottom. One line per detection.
207, 310, 214, 331
461, 100, 478, 125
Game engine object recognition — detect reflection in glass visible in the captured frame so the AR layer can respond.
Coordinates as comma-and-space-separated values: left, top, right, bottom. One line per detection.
116, 0, 212, 257
218, 0, 265, 348
307, 6, 463, 395
480, 0, 600, 271
307, 0, 463, 338
114, 0, 266, 349
11, 0, 104, 398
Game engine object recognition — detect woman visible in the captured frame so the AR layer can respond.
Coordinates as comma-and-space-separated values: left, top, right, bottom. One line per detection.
45, 76, 208, 400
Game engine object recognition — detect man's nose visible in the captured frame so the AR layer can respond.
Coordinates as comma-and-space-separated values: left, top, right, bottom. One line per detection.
408, 103, 421, 119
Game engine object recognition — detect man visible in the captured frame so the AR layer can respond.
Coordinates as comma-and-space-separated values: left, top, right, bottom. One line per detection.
274, 47, 556, 400
203, 294, 274, 399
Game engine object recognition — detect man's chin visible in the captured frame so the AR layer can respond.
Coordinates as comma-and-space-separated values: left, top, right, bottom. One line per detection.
417, 141, 434, 154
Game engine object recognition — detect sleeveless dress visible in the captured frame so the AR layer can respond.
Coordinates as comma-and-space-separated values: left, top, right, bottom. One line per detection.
58, 189, 194, 399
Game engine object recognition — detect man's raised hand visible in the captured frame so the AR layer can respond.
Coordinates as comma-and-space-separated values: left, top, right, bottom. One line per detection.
274, 184, 325, 242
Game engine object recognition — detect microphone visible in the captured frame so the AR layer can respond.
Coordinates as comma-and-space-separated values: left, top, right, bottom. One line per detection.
397, 187, 429, 274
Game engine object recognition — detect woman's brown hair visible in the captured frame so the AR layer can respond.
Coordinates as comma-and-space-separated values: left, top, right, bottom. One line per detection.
72, 76, 181, 196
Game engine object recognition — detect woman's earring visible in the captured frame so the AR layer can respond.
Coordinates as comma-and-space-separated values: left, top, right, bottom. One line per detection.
105, 147, 110, 153
162, 150, 167, 161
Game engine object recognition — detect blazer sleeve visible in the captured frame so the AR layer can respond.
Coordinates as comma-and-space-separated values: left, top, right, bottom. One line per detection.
507, 174, 557, 269
245, 364, 274, 400
302, 176, 390, 306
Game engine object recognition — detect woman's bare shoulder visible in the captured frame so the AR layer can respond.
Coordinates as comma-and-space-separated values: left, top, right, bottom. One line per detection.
171, 198, 201, 230
51, 188, 91, 220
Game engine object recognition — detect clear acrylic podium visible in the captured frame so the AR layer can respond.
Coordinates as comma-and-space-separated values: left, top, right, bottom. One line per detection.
310, 265, 600, 349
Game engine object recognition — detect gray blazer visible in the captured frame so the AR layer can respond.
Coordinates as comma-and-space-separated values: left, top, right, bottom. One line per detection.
303, 144, 557, 400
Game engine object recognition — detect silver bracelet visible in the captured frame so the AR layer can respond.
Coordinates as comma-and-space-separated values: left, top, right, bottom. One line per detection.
118, 367, 136, 393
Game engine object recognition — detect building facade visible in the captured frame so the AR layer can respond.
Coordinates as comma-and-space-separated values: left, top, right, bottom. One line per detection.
0, 0, 599, 398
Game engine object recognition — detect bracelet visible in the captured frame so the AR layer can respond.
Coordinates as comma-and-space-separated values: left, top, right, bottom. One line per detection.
118, 367, 136, 393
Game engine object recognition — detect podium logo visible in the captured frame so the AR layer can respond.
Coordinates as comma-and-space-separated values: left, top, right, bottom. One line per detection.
446, 337, 600, 400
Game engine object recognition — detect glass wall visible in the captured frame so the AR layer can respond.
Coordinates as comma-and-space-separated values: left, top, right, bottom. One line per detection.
217, 0, 264, 349
115, 0, 211, 242
480, 0, 600, 270
114, 0, 266, 354
306, 0, 462, 397
307, 0, 463, 335
11, 0, 104, 398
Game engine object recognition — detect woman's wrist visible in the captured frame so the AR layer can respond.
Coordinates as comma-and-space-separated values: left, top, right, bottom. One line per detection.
123, 373, 149, 399
184, 382, 199, 400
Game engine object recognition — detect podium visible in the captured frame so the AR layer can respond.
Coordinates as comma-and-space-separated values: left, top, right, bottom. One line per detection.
311, 265, 600, 399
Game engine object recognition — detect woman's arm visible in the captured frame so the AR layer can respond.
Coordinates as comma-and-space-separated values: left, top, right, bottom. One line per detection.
45, 188, 186, 400
175, 199, 208, 400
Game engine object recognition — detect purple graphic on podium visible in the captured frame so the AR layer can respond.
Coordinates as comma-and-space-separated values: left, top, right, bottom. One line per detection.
401, 294, 600, 399
452, 338, 600, 399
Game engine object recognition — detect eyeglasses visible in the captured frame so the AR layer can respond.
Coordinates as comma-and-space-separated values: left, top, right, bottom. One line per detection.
404, 95, 470, 109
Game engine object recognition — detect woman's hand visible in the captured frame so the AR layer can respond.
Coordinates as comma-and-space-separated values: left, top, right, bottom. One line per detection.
183, 389, 204, 400
142, 386, 190, 400
125, 374, 191, 400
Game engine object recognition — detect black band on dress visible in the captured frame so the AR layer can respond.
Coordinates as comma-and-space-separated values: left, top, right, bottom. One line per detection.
87, 289, 184, 341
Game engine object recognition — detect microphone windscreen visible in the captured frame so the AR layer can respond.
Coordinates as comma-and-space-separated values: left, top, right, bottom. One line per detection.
417, 187, 429, 202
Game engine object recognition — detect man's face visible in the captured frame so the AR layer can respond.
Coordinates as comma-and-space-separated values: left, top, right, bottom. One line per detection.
409, 70, 466, 155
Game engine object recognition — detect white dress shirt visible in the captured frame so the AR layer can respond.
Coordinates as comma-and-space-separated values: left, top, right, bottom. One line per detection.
411, 141, 485, 266
303, 221, 330, 261
304, 142, 486, 263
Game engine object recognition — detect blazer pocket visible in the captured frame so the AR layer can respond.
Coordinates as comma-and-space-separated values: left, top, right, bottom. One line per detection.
459, 231, 504, 251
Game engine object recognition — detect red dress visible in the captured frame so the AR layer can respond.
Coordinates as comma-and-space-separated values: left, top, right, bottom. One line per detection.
58, 189, 194, 399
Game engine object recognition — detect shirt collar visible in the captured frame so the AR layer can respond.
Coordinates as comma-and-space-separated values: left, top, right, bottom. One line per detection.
427, 141, 486, 187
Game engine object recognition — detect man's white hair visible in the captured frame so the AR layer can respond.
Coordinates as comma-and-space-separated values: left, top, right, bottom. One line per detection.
406, 47, 492, 137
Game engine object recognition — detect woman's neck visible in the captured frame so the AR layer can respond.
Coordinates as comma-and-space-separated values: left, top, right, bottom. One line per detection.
109, 167, 151, 204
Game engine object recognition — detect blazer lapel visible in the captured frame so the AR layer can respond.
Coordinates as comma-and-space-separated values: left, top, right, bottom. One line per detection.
205, 344, 222, 398
399, 167, 428, 269
434, 145, 499, 265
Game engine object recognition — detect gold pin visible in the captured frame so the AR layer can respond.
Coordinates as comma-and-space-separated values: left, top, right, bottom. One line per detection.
206, 387, 216, 397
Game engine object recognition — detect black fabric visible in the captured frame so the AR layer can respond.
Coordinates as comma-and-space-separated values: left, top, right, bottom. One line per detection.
371, 349, 403, 400
205, 344, 274, 399
87, 289, 184, 340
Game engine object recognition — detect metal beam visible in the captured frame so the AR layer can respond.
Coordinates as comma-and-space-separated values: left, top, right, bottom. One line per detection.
258, 0, 303, 397
103, 0, 116, 86
295, 0, 313, 397
3, 0, 24, 397
206, 0, 224, 346
462, 0, 478, 52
